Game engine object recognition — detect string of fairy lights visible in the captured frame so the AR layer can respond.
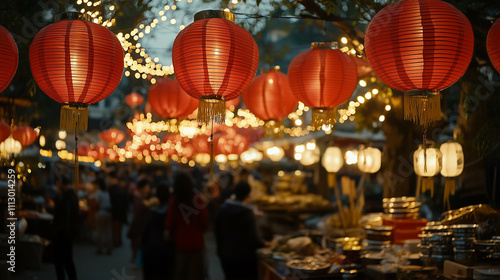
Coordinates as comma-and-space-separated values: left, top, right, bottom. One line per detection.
62, 0, 392, 165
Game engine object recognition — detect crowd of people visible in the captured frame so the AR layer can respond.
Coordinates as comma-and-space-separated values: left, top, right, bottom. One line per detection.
50, 165, 266, 280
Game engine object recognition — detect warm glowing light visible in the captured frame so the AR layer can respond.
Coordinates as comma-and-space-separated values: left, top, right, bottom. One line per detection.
59, 130, 67, 139
385, 105, 391, 111
359, 80, 367, 87
379, 115, 385, 122
345, 150, 358, 165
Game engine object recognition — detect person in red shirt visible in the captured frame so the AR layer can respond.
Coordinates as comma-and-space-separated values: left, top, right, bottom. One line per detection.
166, 171, 210, 280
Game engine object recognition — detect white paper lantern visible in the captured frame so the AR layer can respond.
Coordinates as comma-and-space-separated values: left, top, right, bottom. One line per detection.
440, 142, 464, 177
300, 146, 320, 166
322, 147, 343, 173
413, 145, 442, 177
358, 146, 382, 173
0, 136, 22, 155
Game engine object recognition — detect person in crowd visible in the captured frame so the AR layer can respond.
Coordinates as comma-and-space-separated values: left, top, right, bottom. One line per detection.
93, 179, 113, 255
166, 171, 210, 280
215, 181, 265, 280
53, 176, 79, 280
142, 182, 172, 280
128, 179, 158, 267
109, 174, 130, 247
236, 168, 250, 184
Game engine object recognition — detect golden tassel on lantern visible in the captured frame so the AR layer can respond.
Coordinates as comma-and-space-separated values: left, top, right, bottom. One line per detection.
264, 119, 283, 138
443, 178, 456, 210
311, 107, 336, 130
198, 95, 226, 124
60, 104, 88, 131
421, 177, 434, 197
404, 90, 442, 127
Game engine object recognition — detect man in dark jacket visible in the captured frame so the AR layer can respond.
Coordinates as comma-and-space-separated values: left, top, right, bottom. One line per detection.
215, 181, 264, 280
53, 176, 79, 280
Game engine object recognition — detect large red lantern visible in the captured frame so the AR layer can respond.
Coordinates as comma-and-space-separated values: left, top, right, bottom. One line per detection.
365, 0, 474, 127
148, 78, 198, 119
100, 128, 125, 145
172, 10, 259, 124
30, 12, 124, 131
288, 42, 357, 129
12, 126, 39, 147
487, 18, 500, 74
0, 25, 18, 94
243, 66, 297, 138
0, 121, 10, 143
125, 92, 144, 108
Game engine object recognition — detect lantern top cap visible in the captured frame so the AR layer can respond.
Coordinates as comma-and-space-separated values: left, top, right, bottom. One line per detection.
311, 42, 338, 50
194, 10, 235, 22
54, 12, 92, 22
260, 66, 281, 74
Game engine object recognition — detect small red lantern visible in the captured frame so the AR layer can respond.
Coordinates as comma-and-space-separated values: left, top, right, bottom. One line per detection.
30, 12, 124, 131
100, 128, 125, 145
12, 126, 39, 147
0, 25, 18, 94
125, 92, 144, 108
0, 121, 10, 143
172, 10, 259, 124
288, 42, 357, 129
365, 0, 474, 127
215, 132, 249, 156
487, 18, 500, 74
148, 78, 198, 119
243, 66, 297, 138
77, 142, 92, 157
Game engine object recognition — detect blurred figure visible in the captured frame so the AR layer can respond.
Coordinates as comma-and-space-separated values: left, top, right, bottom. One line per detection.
128, 179, 158, 267
166, 171, 209, 280
53, 177, 79, 280
109, 174, 130, 247
215, 181, 264, 280
236, 168, 250, 184
142, 182, 172, 280
93, 179, 113, 255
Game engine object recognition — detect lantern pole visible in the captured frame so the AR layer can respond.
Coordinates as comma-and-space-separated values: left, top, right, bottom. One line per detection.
74, 118, 79, 191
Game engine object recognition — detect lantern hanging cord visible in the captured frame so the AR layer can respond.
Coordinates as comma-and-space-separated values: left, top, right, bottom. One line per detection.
74, 117, 79, 191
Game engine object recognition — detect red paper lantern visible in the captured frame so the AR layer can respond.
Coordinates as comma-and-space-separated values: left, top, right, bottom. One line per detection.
215, 132, 249, 156
243, 66, 297, 138
172, 10, 259, 124
365, 0, 474, 127
0, 26, 18, 94
0, 121, 10, 143
12, 126, 39, 147
77, 142, 92, 157
352, 56, 373, 78
125, 92, 144, 107
226, 96, 240, 111
30, 13, 124, 131
192, 134, 211, 154
148, 78, 198, 119
100, 128, 125, 145
288, 42, 357, 129
487, 18, 500, 74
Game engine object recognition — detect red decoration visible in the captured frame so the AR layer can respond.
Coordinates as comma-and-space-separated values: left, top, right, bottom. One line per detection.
226, 96, 240, 110
191, 134, 211, 154
215, 132, 249, 156
352, 56, 373, 78
172, 10, 259, 124
100, 128, 125, 145
89, 143, 107, 160
288, 42, 357, 129
148, 78, 198, 119
365, 0, 474, 126
0, 26, 18, 94
0, 121, 10, 143
487, 18, 500, 73
77, 142, 92, 157
12, 126, 39, 147
29, 13, 124, 131
243, 67, 297, 137
125, 92, 144, 107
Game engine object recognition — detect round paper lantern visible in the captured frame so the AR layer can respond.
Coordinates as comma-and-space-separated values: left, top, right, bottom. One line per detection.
100, 128, 125, 145
487, 18, 500, 73
241, 147, 263, 164
125, 92, 144, 107
12, 126, 39, 147
226, 96, 240, 111
440, 141, 464, 208
300, 146, 320, 166
266, 146, 284, 162
0, 121, 10, 143
148, 78, 198, 119
365, 0, 474, 127
0, 136, 22, 155
30, 12, 124, 131
322, 147, 344, 173
288, 42, 357, 129
0, 25, 18, 94
215, 133, 249, 156
357, 146, 382, 174
172, 10, 259, 124
414, 144, 442, 197
243, 66, 298, 138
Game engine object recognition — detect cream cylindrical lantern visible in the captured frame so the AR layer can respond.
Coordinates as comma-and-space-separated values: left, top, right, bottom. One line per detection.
440, 141, 464, 209
414, 144, 442, 197
358, 146, 382, 174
